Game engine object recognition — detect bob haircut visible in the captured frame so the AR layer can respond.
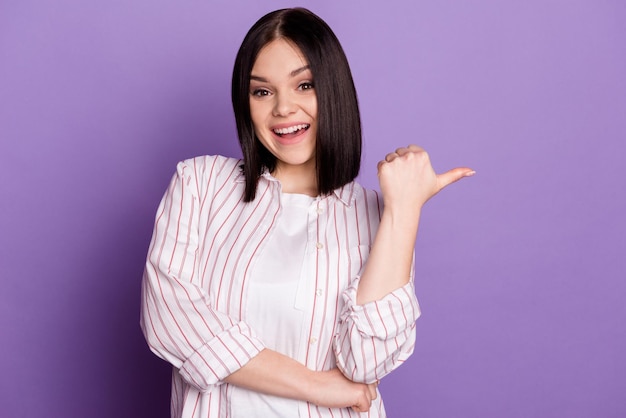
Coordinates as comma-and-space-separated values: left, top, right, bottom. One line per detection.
232, 7, 362, 202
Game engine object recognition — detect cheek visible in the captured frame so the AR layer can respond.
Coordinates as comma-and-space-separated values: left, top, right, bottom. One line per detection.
249, 102, 265, 130
309, 97, 318, 120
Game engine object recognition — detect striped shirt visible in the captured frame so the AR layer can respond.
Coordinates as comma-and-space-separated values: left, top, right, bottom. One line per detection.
140, 155, 420, 417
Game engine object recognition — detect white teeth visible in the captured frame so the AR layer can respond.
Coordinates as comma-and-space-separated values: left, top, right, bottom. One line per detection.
273, 124, 309, 135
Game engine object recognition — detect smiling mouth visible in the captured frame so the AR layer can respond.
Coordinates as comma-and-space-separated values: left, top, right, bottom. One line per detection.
272, 124, 310, 137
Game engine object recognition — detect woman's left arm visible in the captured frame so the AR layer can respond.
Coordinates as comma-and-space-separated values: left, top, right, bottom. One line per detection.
334, 145, 474, 383
358, 145, 474, 304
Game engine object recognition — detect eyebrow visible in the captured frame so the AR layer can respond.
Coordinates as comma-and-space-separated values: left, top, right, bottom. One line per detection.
250, 65, 311, 82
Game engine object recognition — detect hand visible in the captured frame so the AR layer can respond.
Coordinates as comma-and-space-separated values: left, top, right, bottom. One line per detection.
308, 368, 378, 412
377, 144, 474, 211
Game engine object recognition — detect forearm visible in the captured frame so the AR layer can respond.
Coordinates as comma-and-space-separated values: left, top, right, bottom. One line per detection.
224, 349, 314, 401
356, 206, 420, 305
358, 144, 474, 304
224, 349, 376, 411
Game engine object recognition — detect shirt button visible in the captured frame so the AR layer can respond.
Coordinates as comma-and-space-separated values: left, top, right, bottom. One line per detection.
316, 242, 324, 249
316, 207, 324, 214
316, 289, 323, 296
309, 337, 317, 345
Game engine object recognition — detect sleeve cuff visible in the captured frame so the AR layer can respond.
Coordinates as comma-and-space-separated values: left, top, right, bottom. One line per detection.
340, 277, 421, 338
179, 321, 265, 391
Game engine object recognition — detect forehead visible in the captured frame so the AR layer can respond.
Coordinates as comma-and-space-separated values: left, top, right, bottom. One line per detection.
251, 38, 309, 75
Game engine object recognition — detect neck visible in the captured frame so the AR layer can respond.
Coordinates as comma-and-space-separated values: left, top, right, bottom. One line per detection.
272, 162, 318, 197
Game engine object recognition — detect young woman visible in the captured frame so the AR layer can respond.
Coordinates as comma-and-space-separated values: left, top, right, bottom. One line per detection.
141, 7, 473, 417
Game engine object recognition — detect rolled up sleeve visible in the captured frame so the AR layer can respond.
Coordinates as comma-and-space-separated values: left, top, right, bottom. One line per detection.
333, 276, 420, 383
140, 159, 265, 392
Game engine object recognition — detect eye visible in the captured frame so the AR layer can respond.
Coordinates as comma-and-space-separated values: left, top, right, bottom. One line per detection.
298, 81, 314, 91
251, 88, 270, 97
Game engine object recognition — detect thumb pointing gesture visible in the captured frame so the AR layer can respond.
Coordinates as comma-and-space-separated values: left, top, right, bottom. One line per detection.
436, 166, 476, 194
378, 145, 474, 210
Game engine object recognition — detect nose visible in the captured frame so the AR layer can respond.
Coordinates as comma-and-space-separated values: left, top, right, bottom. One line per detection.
272, 92, 296, 117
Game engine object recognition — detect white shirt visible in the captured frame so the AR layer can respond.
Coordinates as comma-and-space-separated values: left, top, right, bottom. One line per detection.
140, 155, 420, 418
240, 193, 312, 417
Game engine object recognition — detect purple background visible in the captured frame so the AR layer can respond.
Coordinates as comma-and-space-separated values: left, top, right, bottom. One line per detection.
1, 1, 625, 417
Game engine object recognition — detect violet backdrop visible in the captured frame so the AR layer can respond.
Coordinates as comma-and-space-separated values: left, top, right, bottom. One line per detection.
1, 1, 625, 417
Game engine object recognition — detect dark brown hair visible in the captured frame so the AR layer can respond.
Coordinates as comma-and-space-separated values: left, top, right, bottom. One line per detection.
232, 8, 362, 202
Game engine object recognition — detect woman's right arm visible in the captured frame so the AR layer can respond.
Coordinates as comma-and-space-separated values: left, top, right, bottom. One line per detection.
140, 159, 266, 390
225, 349, 377, 412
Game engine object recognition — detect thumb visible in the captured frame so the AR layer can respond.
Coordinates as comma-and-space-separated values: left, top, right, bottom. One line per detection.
436, 167, 475, 191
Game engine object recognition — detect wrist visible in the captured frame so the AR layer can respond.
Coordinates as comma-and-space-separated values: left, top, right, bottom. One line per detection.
380, 207, 420, 240
303, 368, 323, 404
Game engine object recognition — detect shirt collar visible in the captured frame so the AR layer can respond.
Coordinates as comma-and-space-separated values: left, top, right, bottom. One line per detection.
234, 165, 279, 183
235, 166, 357, 207
331, 182, 357, 207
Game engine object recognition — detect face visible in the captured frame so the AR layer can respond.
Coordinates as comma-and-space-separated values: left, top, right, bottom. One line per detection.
249, 38, 318, 177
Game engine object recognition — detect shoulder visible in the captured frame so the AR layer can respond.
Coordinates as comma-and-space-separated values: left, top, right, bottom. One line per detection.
177, 155, 241, 175
175, 155, 242, 183
355, 181, 381, 203
337, 180, 382, 213
171, 155, 244, 200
